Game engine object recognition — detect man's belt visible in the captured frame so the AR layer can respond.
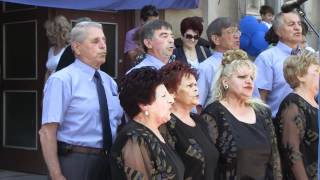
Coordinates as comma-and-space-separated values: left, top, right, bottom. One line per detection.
57, 141, 106, 156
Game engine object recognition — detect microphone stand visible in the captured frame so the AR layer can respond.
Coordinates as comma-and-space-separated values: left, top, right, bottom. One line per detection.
295, 7, 320, 38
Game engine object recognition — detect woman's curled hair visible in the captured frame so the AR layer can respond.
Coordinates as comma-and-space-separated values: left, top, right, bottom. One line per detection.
159, 61, 198, 94
118, 67, 163, 119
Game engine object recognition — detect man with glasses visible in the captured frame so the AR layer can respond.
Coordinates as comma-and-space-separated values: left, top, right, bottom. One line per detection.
197, 17, 240, 112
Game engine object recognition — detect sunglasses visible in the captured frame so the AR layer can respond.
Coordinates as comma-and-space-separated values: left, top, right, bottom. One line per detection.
185, 34, 200, 40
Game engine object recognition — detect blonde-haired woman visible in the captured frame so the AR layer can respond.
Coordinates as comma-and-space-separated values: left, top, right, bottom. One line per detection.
201, 49, 282, 180
275, 51, 319, 180
44, 15, 71, 80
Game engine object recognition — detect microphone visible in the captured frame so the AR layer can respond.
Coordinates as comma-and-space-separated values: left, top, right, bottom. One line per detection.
281, 0, 308, 13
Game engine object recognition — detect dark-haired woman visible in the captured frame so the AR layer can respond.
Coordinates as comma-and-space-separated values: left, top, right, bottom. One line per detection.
173, 16, 211, 69
110, 67, 184, 180
160, 61, 219, 180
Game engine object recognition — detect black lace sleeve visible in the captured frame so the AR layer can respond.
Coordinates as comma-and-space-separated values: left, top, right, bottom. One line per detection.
201, 102, 238, 179
159, 123, 177, 149
278, 102, 310, 179
254, 104, 282, 180
200, 113, 219, 144
121, 138, 154, 179
111, 121, 183, 180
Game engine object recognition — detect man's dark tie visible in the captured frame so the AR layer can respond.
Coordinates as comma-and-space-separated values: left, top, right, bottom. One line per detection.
291, 48, 301, 55
94, 71, 112, 152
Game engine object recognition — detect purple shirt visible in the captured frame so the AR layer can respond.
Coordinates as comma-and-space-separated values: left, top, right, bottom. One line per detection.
254, 41, 293, 117
124, 27, 139, 53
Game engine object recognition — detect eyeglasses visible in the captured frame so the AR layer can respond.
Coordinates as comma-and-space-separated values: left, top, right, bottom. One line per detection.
224, 27, 242, 36
185, 34, 200, 40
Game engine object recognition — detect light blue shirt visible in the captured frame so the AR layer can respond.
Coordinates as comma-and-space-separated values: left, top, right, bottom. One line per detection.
42, 59, 123, 148
127, 54, 165, 73
197, 51, 223, 107
254, 41, 293, 117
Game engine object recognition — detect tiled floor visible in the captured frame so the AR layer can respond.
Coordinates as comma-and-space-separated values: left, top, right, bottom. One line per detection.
0, 169, 46, 180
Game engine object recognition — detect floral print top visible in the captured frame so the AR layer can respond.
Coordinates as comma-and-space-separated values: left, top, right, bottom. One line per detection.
110, 120, 185, 180
275, 93, 318, 180
201, 101, 282, 180
161, 113, 219, 180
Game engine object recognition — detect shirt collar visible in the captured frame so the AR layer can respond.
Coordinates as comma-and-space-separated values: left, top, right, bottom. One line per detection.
276, 41, 294, 55
145, 54, 166, 69
74, 59, 98, 81
212, 51, 223, 59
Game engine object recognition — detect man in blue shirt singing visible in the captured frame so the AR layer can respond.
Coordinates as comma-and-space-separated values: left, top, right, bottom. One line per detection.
39, 21, 123, 180
127, 19, 175, 73
255, 11, 302, 118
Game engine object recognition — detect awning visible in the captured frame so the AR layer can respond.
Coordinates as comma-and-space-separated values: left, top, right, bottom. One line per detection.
1, 0, 199, 10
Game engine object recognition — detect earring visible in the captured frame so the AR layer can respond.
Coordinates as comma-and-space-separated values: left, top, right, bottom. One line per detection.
223, 84, 229, 90
144, 111, 149, 116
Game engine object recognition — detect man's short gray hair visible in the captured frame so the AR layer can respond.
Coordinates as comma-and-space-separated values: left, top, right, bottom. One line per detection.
140, 19, 172, 51
71, 21, 102, 43
272, 11, 300, 32
272, 13, 285, 33
206, 17, 236, 48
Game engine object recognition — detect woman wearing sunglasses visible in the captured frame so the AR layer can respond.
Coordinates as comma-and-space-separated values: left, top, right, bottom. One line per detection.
173, 17, 211, 69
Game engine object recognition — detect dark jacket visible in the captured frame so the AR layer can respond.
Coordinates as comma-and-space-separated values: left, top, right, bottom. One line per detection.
56, 45, 75, 71
173, 42, 211, 64
174, 37, 211, 48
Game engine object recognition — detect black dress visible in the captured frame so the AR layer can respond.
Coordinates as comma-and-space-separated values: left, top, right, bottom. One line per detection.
274, 93, 318, 180
161, 113, 219, 180
201, 101, 282, 180
110, 120, 185, 180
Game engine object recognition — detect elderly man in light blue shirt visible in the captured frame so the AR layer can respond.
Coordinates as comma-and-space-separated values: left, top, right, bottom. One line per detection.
39, 21, 123, 180
255, 11, 302, 118
197, 17, 240, 110
127, 19, 174, 73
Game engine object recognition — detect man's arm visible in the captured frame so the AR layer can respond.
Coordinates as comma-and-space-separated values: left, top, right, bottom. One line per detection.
39, 123, 66, 180
259, 89, 270, 103
254, 52, 273, 103
197, 64, 210, 108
